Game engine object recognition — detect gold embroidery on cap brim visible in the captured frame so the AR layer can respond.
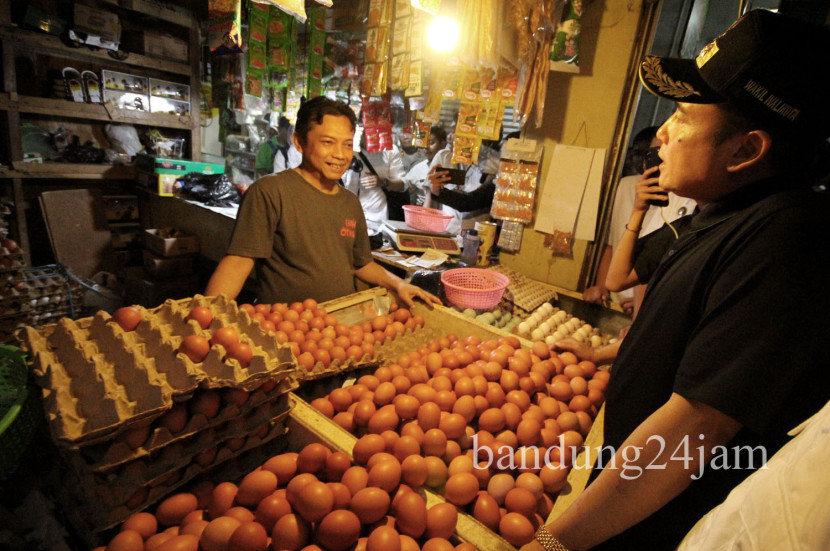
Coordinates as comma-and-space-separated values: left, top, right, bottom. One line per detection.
642, 56, 701, 99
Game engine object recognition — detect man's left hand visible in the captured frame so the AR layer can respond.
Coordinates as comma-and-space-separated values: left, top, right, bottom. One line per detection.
396, 282, 442, 308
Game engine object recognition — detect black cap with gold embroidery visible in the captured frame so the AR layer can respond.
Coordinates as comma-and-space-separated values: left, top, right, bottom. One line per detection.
639, 9, 830, 139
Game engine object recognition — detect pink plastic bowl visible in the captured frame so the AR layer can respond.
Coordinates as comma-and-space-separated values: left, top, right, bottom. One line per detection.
403, 205, 453, 233
441, 268, 510, 310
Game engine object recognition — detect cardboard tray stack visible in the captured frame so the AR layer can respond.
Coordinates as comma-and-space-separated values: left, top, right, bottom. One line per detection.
16, 294, 298, 538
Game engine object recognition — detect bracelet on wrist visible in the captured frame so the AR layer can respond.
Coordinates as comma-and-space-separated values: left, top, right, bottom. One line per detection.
624, 223, 641, 233
535, 526, 571, 551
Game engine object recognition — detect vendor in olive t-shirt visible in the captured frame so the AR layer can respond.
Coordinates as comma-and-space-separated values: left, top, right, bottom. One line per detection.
206, 97, 441, 307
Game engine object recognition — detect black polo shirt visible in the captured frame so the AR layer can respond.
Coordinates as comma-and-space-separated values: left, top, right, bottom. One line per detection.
592, 178, 830, 550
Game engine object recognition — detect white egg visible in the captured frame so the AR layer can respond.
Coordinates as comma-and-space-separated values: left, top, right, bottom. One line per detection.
531, 328, 544, 341
590, 335, 603, 348
572, 332, 585, 343
517, 321, 530, 335
582, 323, 593, 332
539, 322, 551, 335
545, 335, 557, 346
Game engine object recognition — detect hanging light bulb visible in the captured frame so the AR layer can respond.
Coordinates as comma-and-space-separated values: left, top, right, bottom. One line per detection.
427, 15, 459, 53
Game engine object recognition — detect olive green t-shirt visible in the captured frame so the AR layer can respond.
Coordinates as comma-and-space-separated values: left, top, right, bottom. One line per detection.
227, 170, 373, 304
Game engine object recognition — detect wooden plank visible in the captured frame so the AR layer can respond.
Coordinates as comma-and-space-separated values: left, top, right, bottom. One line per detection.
0, 28, 191, 76
0, 94, 194, 129
9, 162, 135, 179
548, 406, 605, 522
118, 0, 194, 27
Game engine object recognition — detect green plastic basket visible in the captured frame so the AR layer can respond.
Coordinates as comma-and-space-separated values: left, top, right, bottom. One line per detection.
0, 344, 40, 479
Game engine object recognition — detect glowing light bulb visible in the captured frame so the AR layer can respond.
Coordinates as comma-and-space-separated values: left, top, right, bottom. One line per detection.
427, 15, 459, 53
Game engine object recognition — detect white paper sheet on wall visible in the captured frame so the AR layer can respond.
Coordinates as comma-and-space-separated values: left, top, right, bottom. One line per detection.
534, 144, 605, 243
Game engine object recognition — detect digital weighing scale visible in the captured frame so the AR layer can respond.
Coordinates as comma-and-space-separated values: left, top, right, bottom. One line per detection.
381, 220, 461, 255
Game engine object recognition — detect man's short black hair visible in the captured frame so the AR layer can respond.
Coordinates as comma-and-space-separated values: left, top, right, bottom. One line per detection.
277, 116, 292, 130
631, 126, 659, 148
431, 125, 448, 144
295, 97, 357, 143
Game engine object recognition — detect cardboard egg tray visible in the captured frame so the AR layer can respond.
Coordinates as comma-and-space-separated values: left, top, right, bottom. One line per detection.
18, 294, 296, 447
0, 247, 26, 272
72, 375, 297, 472
488, 264, 559, 313
57, 408, 292, 540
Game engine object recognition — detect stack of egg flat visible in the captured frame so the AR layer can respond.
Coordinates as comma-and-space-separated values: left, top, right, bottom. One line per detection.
17, 294, 298, 538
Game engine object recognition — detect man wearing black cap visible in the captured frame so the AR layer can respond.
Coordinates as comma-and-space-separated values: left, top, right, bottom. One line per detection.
525, 10, 830, 551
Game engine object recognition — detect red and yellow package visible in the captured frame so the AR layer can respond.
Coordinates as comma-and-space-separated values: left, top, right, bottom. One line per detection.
412, 120, 430, 148
451, 135, 481, 165
456, 101, 479, 135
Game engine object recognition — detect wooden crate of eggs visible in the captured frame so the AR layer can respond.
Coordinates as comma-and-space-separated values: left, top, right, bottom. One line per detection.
0, 264, 84, 343
514, 301, 619, 350
16, 294, 299, 537
259, 287, 430, 382
290, 299, 608, 549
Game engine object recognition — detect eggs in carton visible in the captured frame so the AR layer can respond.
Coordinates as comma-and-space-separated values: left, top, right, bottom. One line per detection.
20, 294, 296, 448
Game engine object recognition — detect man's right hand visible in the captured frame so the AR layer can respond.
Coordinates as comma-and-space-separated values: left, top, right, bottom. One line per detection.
360, 174, 380, 189
583, 285, 609, 304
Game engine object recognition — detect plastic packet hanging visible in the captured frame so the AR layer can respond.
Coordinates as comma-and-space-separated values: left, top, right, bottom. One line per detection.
254, 0, 307, 23
490, 137, 543, 223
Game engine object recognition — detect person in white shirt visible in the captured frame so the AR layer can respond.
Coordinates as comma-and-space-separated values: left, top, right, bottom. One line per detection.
342, 132, 407, 233
272, 116, 302, 173
404, 125, 451, 208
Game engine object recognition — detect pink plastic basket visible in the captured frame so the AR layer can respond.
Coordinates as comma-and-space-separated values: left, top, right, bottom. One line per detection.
403, 205, 453, 233
441, 268, 510, 310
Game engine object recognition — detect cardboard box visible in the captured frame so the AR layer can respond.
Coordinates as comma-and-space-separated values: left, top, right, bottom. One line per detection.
121, 29, 189, 61
135, 153, 225, 175
125, 273, 200, 308
72, 4, 120, 47
142, 249, 193, 279
144, 229, 200, 257
135, 170, 181, 196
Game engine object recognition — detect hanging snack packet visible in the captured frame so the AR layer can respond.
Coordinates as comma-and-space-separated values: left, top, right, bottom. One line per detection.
456, 101, 479, 135
451, 134, 481, 165
412, 120, 430, 148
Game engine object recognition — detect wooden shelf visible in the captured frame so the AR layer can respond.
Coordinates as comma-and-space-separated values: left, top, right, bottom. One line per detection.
5, 163, 136, 180
225, 148, 256, 157
117, 0, 195, 27
0, 93, 194, 129
0, 27, 191, 76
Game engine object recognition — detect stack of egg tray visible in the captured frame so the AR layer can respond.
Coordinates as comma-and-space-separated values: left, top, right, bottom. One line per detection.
0, 263, 84, 343
296, 287, 431, 381
488, 264, 559, 313
16, 294, 298, 535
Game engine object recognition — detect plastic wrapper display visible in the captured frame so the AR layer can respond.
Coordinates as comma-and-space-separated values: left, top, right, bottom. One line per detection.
175, 173, 240, 207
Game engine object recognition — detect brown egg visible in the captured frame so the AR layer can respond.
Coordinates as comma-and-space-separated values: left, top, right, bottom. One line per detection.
422, 428, 448, 457
156, 493, 198, 526
143, 532, 174, 551
373, 382, 397, 406
472, 492, 501, 532
515, 472, 545, 501
366, 526, 401, 551
271, 514, 311, 551
368, 458, 402, 493
504, 487, 537, 517
340, 466, 369, 496
237, 470, 278, 507
425, 502, 458, 540
297, 443, 330, 475
501, 403, 522, 430
393, 394, 420, 420
434, 390, 457, 412
499, 512, 535, 547
422, 538, 455, 551
444, 472, 479, 506
486, 473, 515, 505
380, 487, 417, 531
286, 473, 319, 507
200, 516, 241, 551
539, 462, 569, 494
295, 480, 334, 523
262, 454, 297, 485
549, 380, 574, 403
349, 487, 390, 524
253, 493, 290, 532
400, 535, 420, 551
516, 418, 542, 448
122, 512, 157, 540
353, 434, 386, 465
417, 402, 442, 431
328, 482, 352, 510
447, 455, 474, 477
224, 506, 255, 524
228, 521, 268, 551
400, 455, 428, 487
424, 456, 448, 489
323, 451, 351, 482
316, 510, 361, 551
310, 398, 335, 418
106, 529, 144, 551
478, 408, 506, 434
329, 388, 353, 412
368, 408, 400, 434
